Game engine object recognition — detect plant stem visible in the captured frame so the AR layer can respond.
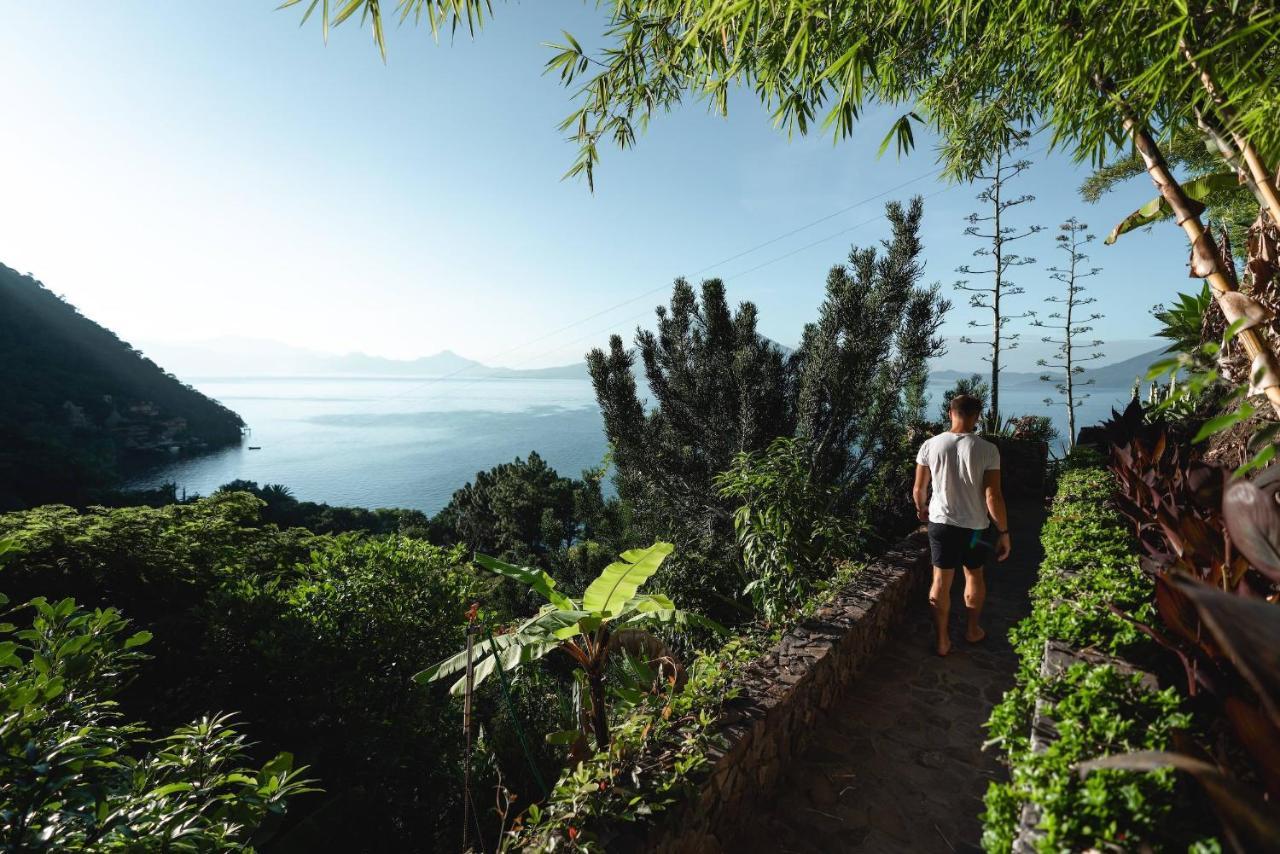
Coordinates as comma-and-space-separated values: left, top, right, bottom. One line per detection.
588, 671, 609, 751
1098, 75, 1280, 416
1181, 39, 1280, 228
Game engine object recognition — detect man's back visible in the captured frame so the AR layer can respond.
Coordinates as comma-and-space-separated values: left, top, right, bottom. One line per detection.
916, 431, 1000, 530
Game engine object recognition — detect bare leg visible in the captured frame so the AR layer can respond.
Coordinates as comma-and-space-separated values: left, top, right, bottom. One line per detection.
963, 566, 986, 643
929, 568, 955, 656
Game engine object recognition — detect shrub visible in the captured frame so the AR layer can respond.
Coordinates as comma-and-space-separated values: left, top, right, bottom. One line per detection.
0, 583, 312, 850
0, 498, 491, 851
715, 437, 858, 621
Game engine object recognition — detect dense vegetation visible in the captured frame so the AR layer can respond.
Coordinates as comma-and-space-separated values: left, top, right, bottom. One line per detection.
0, 495, 509, 849
0, 264, 243, 510
589, 196, 945, 621
0, 563, 315, 850
0, 201, 953, 849
982, 463, 1216, 851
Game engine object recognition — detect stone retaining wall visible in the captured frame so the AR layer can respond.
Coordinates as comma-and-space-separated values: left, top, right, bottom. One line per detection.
641, 529, 931, 853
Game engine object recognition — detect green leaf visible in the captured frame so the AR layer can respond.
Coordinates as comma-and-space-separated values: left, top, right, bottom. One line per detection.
145, 782, 195, 799
545, 729, 584, 745
123, 631, 152, 650
261, 752, 295, 778
448, 639, 558, 696
414, 632, 521, 684
1105, 172, 1236, 245
1193, 406, 1253, 443
474, 554, 573, 610
1144, 357, 1183, 380
626, 607, 728, 635
582, 542, 674, 616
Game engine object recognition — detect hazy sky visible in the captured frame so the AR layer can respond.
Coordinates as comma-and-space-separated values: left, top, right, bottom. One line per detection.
1, 3, 1192, 370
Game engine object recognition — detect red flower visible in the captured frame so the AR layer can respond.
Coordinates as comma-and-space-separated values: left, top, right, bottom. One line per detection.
567, 826, 578, 841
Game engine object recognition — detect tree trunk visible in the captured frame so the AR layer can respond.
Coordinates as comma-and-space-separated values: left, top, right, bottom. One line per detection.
1098, 74, 1280, 417
588, 672, 609, 751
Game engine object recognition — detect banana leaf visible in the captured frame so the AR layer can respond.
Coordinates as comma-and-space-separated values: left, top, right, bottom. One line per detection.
1105, 172, 1238, 245
474, 553, 574, 610
582, 541, 673, 615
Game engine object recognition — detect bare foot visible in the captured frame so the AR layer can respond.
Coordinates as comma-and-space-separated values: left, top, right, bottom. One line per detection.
936, 638, 952, 657
965, 628, 987, 644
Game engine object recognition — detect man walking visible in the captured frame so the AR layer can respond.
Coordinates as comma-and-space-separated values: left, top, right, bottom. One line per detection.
912, 394, 1011, 657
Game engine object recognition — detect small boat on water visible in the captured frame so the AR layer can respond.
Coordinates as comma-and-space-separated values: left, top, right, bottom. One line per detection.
248, 445, 262, 450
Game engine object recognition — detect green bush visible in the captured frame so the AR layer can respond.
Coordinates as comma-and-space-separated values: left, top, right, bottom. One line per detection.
510, 637, 762, 851
0, 587, 312, 850
716, 437, 859, 622
981, 468, 1218, 852
0, 497, 494, 850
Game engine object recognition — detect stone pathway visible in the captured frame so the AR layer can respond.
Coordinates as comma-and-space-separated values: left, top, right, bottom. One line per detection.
729, 504, 1045, 854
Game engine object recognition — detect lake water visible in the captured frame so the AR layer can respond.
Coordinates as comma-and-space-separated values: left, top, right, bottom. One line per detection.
127, 376, 1134, 515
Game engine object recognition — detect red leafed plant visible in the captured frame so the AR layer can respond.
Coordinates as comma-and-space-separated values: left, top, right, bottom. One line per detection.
1097, 399, 1280, 845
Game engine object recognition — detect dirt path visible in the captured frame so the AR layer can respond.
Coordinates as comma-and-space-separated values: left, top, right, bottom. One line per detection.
729, 504, 1045, 853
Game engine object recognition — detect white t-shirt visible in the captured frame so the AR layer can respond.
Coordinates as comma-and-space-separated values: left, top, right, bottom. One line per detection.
915, 431, 1001, 530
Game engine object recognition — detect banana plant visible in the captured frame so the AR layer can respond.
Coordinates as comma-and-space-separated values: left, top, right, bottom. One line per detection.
414, 542, 724, 750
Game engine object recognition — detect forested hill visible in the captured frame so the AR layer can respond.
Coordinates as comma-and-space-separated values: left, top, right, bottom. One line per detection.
0, 263, 244, 509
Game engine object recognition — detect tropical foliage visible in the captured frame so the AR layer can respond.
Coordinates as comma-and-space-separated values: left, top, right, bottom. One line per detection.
0, 496, 495, 850
982, 465, 1218, 852
0, 542, 313, 850
1101, 401, 1280, 841
715, 437, 858, 622
417, 543, 722, 750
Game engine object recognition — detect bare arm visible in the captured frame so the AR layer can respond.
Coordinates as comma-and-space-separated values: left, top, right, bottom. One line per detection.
913, 464, 931, 523
984, 469, 1011, 560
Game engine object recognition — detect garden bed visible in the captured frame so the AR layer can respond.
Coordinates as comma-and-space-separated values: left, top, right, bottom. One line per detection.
982, 464, 1220, 852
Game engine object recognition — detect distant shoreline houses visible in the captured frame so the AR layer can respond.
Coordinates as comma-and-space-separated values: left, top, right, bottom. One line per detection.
63, 394, 227, 456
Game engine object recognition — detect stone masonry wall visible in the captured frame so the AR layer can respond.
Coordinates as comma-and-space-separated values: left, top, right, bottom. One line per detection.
639, 529, 931, 854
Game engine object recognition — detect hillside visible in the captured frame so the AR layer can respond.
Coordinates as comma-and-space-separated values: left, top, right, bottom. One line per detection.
0, 263, 244, 509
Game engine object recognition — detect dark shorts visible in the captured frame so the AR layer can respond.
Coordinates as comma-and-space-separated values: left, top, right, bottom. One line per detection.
928, 522, 995, 570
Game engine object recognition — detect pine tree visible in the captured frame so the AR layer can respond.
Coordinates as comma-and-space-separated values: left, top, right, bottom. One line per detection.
586, 197, 948, 619
1035, 218, 1104, 449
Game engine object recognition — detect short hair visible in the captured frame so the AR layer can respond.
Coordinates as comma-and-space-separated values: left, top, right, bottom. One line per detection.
949, 394, 982, 418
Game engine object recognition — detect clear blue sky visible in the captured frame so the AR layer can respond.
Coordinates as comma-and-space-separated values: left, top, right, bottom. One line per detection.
0, 2, 1190, 371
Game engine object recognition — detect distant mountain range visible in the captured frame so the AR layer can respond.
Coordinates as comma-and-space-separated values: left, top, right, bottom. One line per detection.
143, 335, 1168, 388
139, 337, 591, 381
930, 346, 1168, 389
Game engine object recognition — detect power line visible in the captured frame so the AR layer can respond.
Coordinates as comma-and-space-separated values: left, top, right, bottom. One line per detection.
375, 169, 957, 403
384, 181, 967, 395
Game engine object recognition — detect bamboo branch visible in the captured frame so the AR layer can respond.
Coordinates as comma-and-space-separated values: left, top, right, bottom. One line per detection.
1181, 39, 1280, 227
1094, 74, 1280, 416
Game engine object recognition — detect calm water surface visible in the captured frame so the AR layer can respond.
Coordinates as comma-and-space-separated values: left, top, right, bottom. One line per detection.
128, 376, 1134, 515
